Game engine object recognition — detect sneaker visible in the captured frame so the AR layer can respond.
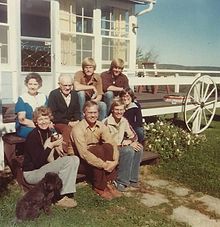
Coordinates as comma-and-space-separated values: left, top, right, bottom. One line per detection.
93, 187, 113, 200
114, 182, 127, 192
129, 182, 140, 188
107, 183, 123, 198
56, 196, 77, 208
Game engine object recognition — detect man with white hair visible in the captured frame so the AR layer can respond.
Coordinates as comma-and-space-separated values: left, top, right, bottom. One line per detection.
48, 74, 80, 155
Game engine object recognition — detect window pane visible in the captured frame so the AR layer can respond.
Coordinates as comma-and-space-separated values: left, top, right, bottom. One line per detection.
0, 0, 7, 3
21, 40, 51, 72
21, 0, 50, 38
76, 0, 93, 17
102, 38, 129, 63
0, 4, 7, 23
61, 34, 76, 66
0, 25, 8, 63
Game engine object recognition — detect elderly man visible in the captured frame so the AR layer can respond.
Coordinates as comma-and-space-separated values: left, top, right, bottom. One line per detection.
74, 57, 107, 120
101, 58, 129, 114
71, 101, 121, 200
48, 74, 80, 155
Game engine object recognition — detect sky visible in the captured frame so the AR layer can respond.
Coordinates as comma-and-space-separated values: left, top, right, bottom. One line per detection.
136, 0, 220, 67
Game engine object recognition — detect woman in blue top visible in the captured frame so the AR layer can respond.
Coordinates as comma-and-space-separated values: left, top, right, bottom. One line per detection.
15, 72, 47, 138
119, 88, 144, 144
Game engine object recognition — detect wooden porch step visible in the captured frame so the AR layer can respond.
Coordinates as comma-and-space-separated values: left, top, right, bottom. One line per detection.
141, 151, 159, 165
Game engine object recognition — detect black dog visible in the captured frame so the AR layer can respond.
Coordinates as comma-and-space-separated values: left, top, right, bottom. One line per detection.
16, 172, 63, 222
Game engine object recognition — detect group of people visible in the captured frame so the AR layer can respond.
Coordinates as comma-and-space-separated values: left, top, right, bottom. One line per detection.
15, 58, 145, 208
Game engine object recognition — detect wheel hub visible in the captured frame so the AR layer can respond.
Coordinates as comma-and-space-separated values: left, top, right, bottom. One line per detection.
200, 102, 205, 108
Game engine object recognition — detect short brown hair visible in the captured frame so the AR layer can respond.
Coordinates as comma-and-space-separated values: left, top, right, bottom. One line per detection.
82, 57, 96, 70
110, 58, 124, 71
110, 98, 125, 113
32, 106, 53, 124
119, 88, 136, 102
24, 72, 43, 87
83, 100, 99, 113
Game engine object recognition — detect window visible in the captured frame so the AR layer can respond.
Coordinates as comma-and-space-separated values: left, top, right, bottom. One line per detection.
21, 0, 50, 38
20, 0, 51, 72
60, 0, 94, 67
21, 40, 51, 72
101, 6, 129, 67
0, 0, 8, 64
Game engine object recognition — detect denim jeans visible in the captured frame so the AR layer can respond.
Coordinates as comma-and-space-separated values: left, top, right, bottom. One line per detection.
134, 127, 145, 144
116, 145, 143, 187
103, 91, 114, 115
77, 91, 107, 121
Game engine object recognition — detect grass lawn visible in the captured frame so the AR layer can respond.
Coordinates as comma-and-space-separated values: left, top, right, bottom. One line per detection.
1, 113, 220, 226
0, 182, 186, 227
153, 112, 220, 199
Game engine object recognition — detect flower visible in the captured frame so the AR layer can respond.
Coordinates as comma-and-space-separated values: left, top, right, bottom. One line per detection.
144, 120, 206, 161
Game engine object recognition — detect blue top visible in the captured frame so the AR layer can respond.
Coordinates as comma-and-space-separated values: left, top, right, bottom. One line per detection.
15, 92, 48, 138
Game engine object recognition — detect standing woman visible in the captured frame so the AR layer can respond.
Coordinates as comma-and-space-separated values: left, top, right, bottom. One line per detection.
23, 106, 79, 208
119, 88, 144, 144
15, 73, 47, 138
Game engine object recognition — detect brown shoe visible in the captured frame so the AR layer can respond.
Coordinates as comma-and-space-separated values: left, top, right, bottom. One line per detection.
55, 196, 77, 208
93, 187, 113, 200
107, 183, 123, 198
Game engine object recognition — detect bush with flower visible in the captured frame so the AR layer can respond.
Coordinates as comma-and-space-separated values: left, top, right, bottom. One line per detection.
144, 120, 206, 161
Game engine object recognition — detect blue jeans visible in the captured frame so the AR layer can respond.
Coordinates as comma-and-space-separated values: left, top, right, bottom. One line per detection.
116, 145, 143, 187
134, 127, 145, 144
77, 91, 107, 121
103, 91, 114, 115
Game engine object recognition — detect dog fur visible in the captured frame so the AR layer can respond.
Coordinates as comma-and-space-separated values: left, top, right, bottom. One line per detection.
16, 172, 63, 222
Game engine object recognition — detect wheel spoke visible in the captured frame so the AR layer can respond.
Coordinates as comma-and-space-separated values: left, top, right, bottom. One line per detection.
204, 87, 216, 102
198, 109, 202, 130
194, 85, 201, 100
201, 78, 205, 98
204, 100, 216, 107
202, 109, 208, 125
189, 95, 201, 105
186, 107, 200, 124
185, 103, 200, 111
203, 106, 214, 115
203, 83, 210, 100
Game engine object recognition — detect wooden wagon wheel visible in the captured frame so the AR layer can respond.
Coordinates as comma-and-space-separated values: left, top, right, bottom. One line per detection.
184, 75, 217, 134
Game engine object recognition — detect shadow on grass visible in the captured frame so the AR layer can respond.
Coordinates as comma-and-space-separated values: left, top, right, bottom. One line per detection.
0, 171, 14, 196
213, 114, 220, 121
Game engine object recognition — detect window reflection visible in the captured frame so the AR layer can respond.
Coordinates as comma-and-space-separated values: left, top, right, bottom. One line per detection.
21, 0, 50, 38
21, 40, 51, 72
0, 3, 7, 23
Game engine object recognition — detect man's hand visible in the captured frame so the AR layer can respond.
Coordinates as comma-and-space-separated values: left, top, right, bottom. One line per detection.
130, 141, 143, 152
103, 160, 118, 172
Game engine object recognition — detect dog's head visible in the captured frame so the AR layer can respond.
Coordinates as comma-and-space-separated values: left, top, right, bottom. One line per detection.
41, 172, 63, 193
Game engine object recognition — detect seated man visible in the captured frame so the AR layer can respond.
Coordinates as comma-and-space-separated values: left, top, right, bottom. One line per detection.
48, 74, 80, 155
71, 101, 122, 200
74, 57, 107, 120
101, 58, 129, 114
103, 99, 143, 192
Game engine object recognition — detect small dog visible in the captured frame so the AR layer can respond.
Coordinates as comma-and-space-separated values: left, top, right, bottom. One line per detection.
16, 172, 63, 222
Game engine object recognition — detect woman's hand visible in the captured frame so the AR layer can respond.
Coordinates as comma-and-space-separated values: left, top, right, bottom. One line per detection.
44, 134, 63, 150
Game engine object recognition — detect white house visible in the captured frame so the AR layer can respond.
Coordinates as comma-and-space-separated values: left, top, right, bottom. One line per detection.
0, 0, 155, 104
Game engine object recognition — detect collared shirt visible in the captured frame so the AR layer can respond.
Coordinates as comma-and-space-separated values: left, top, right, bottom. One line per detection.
60, 91, 71, 107
101, 70, 129, 94
103, 114, 137, 145
71, 119, 119, 168
74, 71, 103, 98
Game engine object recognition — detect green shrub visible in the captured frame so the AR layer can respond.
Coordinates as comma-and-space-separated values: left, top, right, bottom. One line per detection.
144, 120, 206, 160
